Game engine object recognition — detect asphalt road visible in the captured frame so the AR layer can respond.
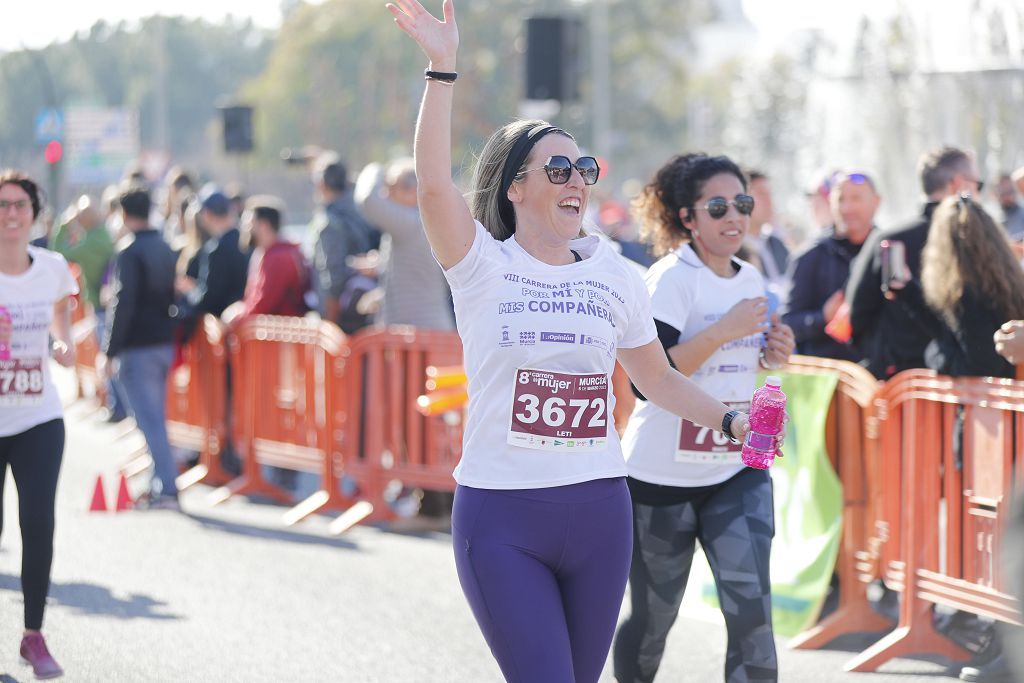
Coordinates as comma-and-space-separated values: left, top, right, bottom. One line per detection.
0, 366, 962, 682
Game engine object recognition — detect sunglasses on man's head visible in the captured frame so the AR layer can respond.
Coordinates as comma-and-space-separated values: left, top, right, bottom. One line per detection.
694, 194, 755, 219
519, 156, 601, 186
833, 172, 876, 191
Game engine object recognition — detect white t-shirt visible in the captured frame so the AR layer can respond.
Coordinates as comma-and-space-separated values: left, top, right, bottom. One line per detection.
623, 244, 765, 487
0, 246, 78, 437
442, 220, 657, 489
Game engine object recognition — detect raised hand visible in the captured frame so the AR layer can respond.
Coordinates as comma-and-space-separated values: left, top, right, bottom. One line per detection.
386, 0, 459, 68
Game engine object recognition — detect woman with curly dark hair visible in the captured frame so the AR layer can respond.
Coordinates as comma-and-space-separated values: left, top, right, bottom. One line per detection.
614, 153, 794, 683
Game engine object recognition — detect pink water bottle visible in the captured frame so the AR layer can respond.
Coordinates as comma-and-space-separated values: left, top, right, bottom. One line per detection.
0, 306, 11, 361
741, 375, 786, 469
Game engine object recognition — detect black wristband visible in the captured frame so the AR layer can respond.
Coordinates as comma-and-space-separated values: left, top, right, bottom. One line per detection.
424, 69, 458, 83
721, 409, 741, 442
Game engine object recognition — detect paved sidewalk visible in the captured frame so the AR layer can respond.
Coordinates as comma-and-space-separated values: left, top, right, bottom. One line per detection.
0, 367, 961, 681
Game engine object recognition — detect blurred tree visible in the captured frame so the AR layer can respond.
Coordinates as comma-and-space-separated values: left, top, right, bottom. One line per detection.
243, 0, 703, 184
0, 17, 271, 173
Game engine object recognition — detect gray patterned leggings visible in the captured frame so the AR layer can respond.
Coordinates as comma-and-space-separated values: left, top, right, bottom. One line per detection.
613, 467, 777, 682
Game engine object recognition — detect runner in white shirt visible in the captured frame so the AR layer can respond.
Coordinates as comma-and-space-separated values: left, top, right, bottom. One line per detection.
0, 171, 76, 680
387, 4, 755, 681
613, 154, 795, 683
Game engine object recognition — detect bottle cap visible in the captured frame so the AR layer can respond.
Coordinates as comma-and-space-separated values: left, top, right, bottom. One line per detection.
765, 375, 782, 387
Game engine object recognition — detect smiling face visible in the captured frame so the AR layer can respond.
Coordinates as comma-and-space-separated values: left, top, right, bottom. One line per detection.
830, 178, 880, 245
682, 172, 749, 260
507, 133, 590, 244
0, 182, 36, 248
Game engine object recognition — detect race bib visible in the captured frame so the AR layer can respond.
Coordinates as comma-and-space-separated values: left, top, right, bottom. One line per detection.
675, 401, 748, 465
0, 358, 45, 407
508, 368, 609, 452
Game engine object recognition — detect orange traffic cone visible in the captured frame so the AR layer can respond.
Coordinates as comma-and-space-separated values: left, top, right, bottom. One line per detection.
89, 475, 108, 512
114, 473, 133, 512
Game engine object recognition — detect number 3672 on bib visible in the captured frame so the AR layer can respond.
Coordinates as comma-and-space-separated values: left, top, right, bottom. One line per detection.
508, 368, 609, 452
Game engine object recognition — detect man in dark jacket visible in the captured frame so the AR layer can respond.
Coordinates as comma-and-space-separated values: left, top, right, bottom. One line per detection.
782, 172, 879, 361
102, 185, 180, 508
183, 187, 250, 319
846, 147, 981, 379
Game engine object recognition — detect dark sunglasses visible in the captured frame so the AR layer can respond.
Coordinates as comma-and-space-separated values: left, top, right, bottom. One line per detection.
519, 155, 601, 185
694, 194, 755, 219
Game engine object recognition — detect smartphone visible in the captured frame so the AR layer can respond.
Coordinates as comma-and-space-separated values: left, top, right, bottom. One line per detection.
761, 291, 780, 349
880, 240, 909, 292
766, 290, 780, 322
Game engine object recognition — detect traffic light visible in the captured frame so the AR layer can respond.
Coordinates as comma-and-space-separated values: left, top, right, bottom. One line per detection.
44, 140, 63, 165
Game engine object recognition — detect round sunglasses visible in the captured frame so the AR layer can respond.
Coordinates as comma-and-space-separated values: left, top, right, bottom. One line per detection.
693, 194, 755, 219
519, 155, 601, 186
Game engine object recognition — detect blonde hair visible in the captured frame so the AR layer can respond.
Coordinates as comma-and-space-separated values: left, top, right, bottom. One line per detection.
467, 119, 573, 241
921, 195, 1024, 330
174, 197, 209, 275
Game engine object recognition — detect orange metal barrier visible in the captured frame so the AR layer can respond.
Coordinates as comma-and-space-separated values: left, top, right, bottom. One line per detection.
209, 315, 357, 526
845, 371, 1023, 672
785, 356, 895, 649
72, 313, 106, 404
67, 265, 107, 405
336, 327, 463, 529
171, 315, 233, 492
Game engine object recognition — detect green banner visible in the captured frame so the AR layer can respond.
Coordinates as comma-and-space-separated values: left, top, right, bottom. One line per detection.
704, 370, 842, 637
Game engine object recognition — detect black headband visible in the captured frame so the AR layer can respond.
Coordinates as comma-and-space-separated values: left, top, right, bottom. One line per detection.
498, 124, 558, 232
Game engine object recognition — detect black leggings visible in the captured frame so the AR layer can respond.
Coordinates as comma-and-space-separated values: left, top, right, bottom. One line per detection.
0, 419, 64, 630
614, 467, 777, 683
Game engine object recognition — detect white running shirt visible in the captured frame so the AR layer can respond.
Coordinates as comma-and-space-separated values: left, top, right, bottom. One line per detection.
0, 247, 78, 437
442, 220, 656, 489
623, 244, 765, 487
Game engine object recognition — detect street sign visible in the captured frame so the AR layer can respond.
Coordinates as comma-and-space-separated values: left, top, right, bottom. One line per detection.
34, 108, 63, 144
64, 106, 139, 186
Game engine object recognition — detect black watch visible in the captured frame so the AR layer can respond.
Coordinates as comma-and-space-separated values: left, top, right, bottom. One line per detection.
721, 409, 742, 442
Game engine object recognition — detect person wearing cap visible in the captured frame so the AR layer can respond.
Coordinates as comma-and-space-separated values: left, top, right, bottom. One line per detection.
804, 170, 837, 235
310, 152, 380, 332
176, 185, 250, 333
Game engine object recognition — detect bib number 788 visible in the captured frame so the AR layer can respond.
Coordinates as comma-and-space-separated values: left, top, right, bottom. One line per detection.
0, 358, 45, 406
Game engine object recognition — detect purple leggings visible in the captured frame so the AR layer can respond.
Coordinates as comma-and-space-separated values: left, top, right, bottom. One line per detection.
452, 477, 632, 683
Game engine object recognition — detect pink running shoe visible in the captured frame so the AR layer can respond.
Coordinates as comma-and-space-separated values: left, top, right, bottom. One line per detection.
20, 632, 64, 679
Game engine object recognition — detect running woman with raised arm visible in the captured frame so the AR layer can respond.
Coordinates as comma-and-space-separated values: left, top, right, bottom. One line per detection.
388, 4, 755, 681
